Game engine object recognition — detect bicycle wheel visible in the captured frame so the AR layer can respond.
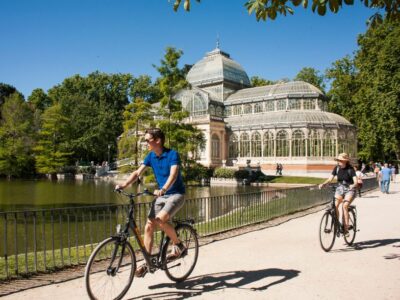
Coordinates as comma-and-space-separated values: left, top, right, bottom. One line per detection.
163, 224, 199, 282
85, 237, 136, 300
319, 211, 336, 252
344, 209, 357, 245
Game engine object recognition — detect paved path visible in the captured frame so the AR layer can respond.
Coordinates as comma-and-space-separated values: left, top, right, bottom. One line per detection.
2, 182, 400, 299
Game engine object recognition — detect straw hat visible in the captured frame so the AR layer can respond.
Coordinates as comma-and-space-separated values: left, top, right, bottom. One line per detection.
335, 153, 350, 162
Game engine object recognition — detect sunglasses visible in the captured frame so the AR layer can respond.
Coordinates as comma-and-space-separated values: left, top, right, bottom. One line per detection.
144, 138, 154, 143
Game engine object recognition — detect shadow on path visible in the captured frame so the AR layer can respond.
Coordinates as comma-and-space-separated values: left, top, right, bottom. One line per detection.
129, 268, 300, 299
334, 238, 400, 253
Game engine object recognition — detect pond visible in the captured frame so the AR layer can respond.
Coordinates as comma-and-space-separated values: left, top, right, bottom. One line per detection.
0, 179, 274, 211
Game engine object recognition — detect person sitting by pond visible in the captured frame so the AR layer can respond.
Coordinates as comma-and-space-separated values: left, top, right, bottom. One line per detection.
115, 128, 186, 277
319, 153, 358, 237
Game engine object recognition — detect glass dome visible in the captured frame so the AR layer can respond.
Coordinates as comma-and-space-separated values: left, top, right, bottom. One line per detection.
186, 48, 251, 88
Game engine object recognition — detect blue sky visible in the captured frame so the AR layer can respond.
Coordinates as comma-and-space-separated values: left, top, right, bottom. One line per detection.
1, 0, 375, 98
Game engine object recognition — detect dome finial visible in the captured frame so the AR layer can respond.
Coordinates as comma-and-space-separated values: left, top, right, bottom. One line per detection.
216, 34, 220, 49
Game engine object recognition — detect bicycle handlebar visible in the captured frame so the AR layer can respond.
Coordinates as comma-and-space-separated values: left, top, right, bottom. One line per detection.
114, 188, 154, 199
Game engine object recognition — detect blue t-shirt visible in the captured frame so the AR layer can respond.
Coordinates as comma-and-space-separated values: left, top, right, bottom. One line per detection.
380, 167, 392, 181
143, 148, 185, 195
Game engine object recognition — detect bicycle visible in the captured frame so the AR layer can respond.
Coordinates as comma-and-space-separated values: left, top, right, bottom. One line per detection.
319, 185, 358, 252
84, 189, 199, 300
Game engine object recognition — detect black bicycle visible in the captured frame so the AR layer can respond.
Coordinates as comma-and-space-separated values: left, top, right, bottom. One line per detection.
319, 185, 358, 252
84, 189, 199, 300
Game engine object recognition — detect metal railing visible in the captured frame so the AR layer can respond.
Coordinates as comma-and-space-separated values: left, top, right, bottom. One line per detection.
0, 179, 378, 280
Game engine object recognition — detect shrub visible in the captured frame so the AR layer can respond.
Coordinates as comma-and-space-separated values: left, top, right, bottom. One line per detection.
234, 169, 250, 180
60, 165, 77, 175
214, 167, 236, 178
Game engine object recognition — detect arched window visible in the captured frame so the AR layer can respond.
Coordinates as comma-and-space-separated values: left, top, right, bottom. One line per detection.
323, 130, 336, 157
224, 106, 231, 117
240, 133, 250, 157
251, 132, 262, 157
254, 102, 263, 113
184, 93, 207, 116
229, 134, 239, 158
209, 105, 216, 116
233, 105, 242, 115
303, 99, 315, 110
276, 130, 289, 157
289, 99, 301, 110
277, 99, 286, 111
243, 104, 252, 114
347, 131, 356, 157
265, 101, 274, 111
263, 131, 274, 157
338, 131, 347, 154
292, 130, 305, 157
216, 106, 223, 116
308, 129, 322, 157
211, 134, 220, 159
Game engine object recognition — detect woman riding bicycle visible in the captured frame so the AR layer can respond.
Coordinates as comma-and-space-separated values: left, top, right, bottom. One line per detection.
116, 128, 186, 277
319, 153, 358, 236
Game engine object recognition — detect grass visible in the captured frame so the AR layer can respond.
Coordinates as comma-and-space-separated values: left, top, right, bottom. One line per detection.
264, 176, 325, 184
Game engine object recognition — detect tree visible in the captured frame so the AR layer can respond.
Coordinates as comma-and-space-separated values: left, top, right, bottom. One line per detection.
352, 19, 400, 161
250, 76, 275, 87
172, 0, 400, 27
119, 76, 158, 164
48, 72, 133, 164
294, 67, 326, 92
0, 93, 35, 178
34, 104, 71, 178
326, 19, 400, 162
27, 88, 52, 111
0, 83, 23, 119
153, 47, 189, 142
325, 56, 358, 123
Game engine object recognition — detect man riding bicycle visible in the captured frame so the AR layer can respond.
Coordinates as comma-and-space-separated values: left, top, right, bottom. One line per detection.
116, 128, 186, 277
319, 153, 358, 236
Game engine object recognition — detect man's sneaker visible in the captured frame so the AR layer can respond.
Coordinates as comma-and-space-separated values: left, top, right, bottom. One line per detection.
167, 245, 187, 261
135, 264, 148, 278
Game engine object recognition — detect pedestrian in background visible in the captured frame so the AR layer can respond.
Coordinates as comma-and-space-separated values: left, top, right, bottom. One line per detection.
379, 163, 392, 194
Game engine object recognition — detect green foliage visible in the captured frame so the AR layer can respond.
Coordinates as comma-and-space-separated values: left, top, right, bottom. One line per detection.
234, 169, 250, 180
48, 72, 133, 164
27, 88, 52, 111
60, 165, 77, 175
294, 67, 325, 92
118, 81, 155, 164
214, 167, 236, 178
77, 166, 96, 175
326, 55, 358, 123
0, 93, 36, 178
326, 19, 400, 161
250, 76, 275, 87
0, 83, 21, 108
34, 104, 72, 175
172, 0, 400, 27
183, 162, 211, 182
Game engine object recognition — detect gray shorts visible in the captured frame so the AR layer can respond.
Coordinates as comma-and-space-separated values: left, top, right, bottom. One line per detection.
335, 185, 356, 200
148, 193, 185, 219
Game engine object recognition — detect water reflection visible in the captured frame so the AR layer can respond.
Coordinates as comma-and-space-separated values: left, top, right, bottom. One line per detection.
0, 179, 273, 211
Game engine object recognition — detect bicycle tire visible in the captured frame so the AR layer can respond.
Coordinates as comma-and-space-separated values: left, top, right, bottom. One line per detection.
85, 237, 136, 300
319, 211, 336, 252
344, 208, 357, 245
162, 224, 199, 282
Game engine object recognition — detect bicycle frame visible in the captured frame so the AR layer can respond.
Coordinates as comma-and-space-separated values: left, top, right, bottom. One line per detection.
326, 185, 356, 235
116, 189, 170, 272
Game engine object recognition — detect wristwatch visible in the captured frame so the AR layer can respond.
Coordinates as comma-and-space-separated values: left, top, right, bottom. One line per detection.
161, 187, 167, 194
